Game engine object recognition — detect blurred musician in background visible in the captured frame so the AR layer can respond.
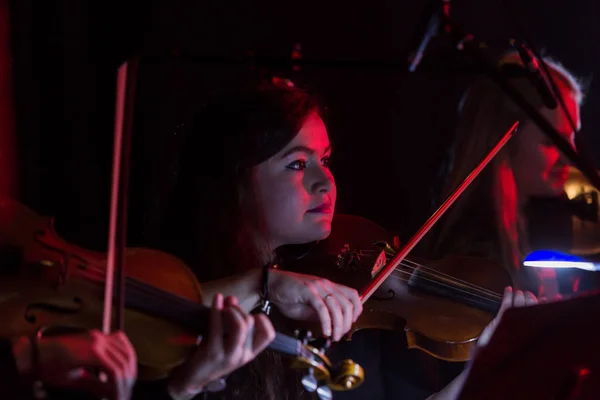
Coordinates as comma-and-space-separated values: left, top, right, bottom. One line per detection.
421, 49, 586, 298
331, 49, 586, 400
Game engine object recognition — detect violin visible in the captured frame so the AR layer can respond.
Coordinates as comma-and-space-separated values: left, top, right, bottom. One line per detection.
0, 196, 363, 393
284, 214, 511, 363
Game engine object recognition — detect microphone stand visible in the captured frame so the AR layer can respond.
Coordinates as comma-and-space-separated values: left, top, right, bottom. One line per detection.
425, 1, 600, 192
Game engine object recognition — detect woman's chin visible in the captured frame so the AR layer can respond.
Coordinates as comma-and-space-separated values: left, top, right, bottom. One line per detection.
305, 213, 332, 232
315, 224, 332, 240
303, 221, 332, 243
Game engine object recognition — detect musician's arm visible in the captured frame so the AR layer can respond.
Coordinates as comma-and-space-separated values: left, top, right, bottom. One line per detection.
200, 268, 262, 312
0, 337, 33, 397
425, 369, 469, 400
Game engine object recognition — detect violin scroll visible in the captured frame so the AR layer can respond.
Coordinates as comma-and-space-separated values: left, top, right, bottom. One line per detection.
287, 329, 364, 399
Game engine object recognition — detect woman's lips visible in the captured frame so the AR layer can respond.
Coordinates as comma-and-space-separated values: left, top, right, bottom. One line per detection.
307, 203, 333, 214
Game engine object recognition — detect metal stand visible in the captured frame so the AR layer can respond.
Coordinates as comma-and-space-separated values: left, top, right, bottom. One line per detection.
415, 1, 600, 192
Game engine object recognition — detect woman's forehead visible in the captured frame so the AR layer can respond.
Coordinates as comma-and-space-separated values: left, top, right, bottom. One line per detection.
284, 113, 330, 152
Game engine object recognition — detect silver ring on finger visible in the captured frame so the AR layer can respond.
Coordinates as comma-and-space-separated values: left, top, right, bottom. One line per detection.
245, 325, 255, 348
324, 293, 333, 301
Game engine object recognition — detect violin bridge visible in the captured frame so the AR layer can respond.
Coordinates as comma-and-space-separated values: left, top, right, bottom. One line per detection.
370, 250, 387, 278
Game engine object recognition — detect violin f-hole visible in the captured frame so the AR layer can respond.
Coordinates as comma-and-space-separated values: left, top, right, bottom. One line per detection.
370, 289, 395, 301
24, 297, 84, 324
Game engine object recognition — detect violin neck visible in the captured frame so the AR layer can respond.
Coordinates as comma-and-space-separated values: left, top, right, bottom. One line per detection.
268, 333, 303, 356
121, 278, 307, 358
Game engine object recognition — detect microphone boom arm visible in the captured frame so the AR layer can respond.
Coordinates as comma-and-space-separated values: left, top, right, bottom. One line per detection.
439, 5, 600, 192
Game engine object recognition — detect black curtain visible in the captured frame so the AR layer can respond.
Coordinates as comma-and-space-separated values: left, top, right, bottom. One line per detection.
9, 0, 600, 253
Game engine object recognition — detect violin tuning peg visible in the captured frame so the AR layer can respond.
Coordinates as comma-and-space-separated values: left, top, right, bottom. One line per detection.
301, 369, 318, 393
316, 385, 333, 400
204, 377, 227, 393
295, 329, 312, 344
310, 337, 331, 352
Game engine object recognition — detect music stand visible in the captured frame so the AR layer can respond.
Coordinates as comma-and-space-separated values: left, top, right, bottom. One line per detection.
458, 290, 600, 400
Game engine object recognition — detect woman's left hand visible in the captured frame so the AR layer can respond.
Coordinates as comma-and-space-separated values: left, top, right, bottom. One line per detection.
427, 287, 539, 400
167, 294, 275, 400
477, 286, 538, 348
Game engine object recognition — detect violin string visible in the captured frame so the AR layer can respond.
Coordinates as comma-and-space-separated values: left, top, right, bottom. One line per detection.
389, 265, 502, 302
387, 269, 501, 307
397, 258, 502, 298
80, 265, 305, 355
396, 259, 503, 299
121, 278, 304, 355
388, 269, 500, 303
354, 251, 503, 300
79, 263, 308, 350
78, 263, 211, 323
386, 273, 500, 309
353, 250, 503, 299
80, 256, 502, 322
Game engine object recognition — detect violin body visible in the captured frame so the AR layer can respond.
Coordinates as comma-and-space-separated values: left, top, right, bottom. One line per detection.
285, 214, 511, 362
0, 195, 204, 380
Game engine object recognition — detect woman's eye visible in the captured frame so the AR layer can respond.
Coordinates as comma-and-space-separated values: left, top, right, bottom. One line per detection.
286, 160, 307, 170
322, 156, 331, 168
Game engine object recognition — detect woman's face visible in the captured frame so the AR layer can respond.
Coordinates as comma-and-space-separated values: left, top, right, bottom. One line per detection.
253, 112, 336, 248
512, 88, 580, 197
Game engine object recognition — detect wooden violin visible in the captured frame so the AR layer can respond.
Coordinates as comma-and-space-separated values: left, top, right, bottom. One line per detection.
0, 195, 364, 392
284, 213, 511, 363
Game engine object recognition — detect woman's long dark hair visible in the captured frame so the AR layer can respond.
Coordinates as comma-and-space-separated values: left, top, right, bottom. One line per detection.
158, 83, 324, 400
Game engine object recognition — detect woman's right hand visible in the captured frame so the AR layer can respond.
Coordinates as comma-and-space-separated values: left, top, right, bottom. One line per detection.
268, 269, 363, 341
13, 330, 137, 400
167, 294, 275, 400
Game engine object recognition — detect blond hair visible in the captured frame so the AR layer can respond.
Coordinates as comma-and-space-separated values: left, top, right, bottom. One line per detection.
425, 49, 584, 286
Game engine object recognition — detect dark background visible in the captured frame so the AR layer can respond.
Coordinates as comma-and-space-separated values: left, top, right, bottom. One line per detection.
8, 0, 600, 250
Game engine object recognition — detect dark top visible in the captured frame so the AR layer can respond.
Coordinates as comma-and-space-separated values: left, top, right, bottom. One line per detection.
0, 338, 29, 399
132, 379, 174, 399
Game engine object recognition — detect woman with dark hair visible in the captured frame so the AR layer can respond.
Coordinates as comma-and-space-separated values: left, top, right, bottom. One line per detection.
153, 82, 536, 400
155, 83, 363, 400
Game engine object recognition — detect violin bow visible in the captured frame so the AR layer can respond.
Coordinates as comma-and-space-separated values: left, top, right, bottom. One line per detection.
360, 121, 520, 303
103, 57, 139, 334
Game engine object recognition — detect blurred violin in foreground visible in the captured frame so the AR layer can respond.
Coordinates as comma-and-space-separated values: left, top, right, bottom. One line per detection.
0, 196, 364, 396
